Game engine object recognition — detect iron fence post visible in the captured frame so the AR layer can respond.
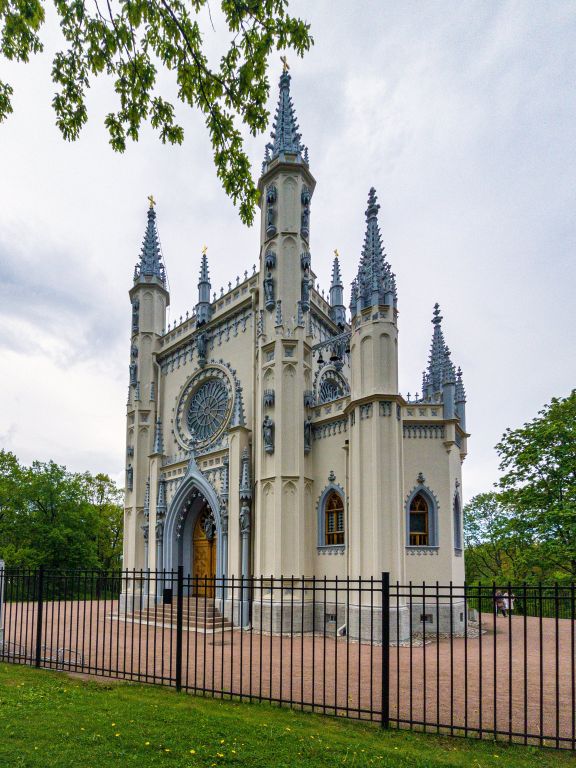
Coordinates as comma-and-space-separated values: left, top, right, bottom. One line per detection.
0, 559, 4, 648
35, 566, 44, 668
175, 566, 184, 691
381, 571, 390, 728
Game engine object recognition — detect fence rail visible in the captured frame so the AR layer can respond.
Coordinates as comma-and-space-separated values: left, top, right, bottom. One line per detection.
0, 567, 574, 750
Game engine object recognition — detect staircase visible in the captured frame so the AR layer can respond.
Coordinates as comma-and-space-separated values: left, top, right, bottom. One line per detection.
132, 597, 233, 634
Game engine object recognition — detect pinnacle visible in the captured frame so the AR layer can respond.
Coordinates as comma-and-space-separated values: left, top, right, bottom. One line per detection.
331, 256, 343, 287
199, 252, 210, 283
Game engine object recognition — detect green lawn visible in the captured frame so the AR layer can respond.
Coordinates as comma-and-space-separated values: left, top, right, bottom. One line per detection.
0, 664, 573, 767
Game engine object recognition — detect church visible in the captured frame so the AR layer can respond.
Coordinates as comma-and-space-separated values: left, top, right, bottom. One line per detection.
123, 69, 469, 634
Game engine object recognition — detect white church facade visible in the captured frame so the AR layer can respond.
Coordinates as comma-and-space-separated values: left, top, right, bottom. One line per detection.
123, 71, 469, 634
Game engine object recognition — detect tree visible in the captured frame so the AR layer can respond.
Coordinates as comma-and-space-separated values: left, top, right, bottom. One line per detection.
0, 0, 313, 224
496, 390, 576, 580
0, 450, 124, 571
463, 492, 521, 582
82, 472, 124, 570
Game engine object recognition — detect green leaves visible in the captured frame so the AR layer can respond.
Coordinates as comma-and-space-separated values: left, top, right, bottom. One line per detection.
465, 391, 576, 583
0, 450, 123, 571
0, 0, 313, 224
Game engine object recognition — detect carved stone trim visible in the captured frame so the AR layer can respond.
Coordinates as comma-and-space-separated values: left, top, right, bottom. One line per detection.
405, 546, 439, 556
317, 545, 345, 555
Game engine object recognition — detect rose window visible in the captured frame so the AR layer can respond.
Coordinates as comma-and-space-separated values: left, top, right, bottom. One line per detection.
187, 379, 229, 441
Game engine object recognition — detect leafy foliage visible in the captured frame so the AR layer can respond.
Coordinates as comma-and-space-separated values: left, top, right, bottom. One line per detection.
0, 450, 123, 570
0, 0, 313, 224
464, 391, 576, 583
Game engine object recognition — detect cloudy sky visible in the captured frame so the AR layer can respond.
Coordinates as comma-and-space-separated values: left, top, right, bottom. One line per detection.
0, 0, 574, 500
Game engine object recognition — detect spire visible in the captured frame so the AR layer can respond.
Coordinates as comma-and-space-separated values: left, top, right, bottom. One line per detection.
329, 253, 346, 327
351, 188, 396, 317
425, 303, 447, 396
262, 70, 308, 173
196, 247, 212, 325
134, 203, 166, 287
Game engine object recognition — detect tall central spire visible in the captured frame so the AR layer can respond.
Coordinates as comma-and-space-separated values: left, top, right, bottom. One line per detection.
262, 71, 308, 173
351, 188, 396, 317
134, 205, 166, 287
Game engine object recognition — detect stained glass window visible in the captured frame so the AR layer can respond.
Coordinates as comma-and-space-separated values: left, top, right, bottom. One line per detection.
409, 494, 429, 546
187, 378, 229, 441
325, 491, 344, 545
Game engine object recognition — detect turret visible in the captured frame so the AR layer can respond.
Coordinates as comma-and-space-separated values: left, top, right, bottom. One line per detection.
254, 65, 316, 578
347, 187, 404, 583
124, 198, 169, 573
196, 249, 212, 326
329, 254, 346, 327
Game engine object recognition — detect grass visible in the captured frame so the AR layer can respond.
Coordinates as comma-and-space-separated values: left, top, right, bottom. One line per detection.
0, 664, 573, 768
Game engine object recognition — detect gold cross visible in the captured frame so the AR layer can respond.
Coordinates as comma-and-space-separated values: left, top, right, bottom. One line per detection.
281, 55, 289, 73
148, 194, 156, 209
334, 248, 339, 258
202, 245, 208, 255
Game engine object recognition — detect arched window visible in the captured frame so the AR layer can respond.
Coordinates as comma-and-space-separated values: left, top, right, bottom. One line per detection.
453, 495, 462, 553
325, 491, 345, 545
409, 493, 429, 546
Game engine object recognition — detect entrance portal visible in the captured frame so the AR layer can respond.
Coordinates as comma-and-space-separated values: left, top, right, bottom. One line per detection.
192, 508, 217, 596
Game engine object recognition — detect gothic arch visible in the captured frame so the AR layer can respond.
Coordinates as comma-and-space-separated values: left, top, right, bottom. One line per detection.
163, 460, 225, 581
316, 477, 346, 553
404, 483, 439, 548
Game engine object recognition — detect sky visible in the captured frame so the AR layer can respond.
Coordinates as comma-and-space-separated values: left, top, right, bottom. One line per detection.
0, 0, 574, 501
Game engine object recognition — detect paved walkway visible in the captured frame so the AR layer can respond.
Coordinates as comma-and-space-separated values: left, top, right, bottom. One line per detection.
1, 601, 574, 748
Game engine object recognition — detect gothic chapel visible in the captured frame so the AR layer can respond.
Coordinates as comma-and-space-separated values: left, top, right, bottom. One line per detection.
123, 70, 469, 632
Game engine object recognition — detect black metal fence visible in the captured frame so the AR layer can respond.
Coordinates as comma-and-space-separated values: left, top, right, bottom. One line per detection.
0, 567, 574, 750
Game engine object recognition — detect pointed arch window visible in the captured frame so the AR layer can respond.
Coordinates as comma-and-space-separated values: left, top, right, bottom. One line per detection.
409, 493, 429, 546
325, 491, 345, 546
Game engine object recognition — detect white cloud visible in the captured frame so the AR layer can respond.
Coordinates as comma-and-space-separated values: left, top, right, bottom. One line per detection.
0, 0, 574, 500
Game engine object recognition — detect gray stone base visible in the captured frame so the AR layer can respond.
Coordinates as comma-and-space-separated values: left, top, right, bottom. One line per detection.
408, 599, 467, 634
250, 597, 410, 643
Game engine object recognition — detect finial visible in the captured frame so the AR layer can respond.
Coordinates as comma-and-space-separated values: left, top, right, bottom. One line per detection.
148, 194, 156, 209
202, 244, 207, 255
334, 248, 339, 258
281, 55, 289, 73
365, 187, 380, 220
432, 303, 442, 324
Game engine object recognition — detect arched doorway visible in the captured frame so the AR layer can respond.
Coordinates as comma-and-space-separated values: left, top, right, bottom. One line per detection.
192, 507, 217, 596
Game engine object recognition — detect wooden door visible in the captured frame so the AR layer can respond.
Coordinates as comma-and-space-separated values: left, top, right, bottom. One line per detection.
192, 510, 216, 597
